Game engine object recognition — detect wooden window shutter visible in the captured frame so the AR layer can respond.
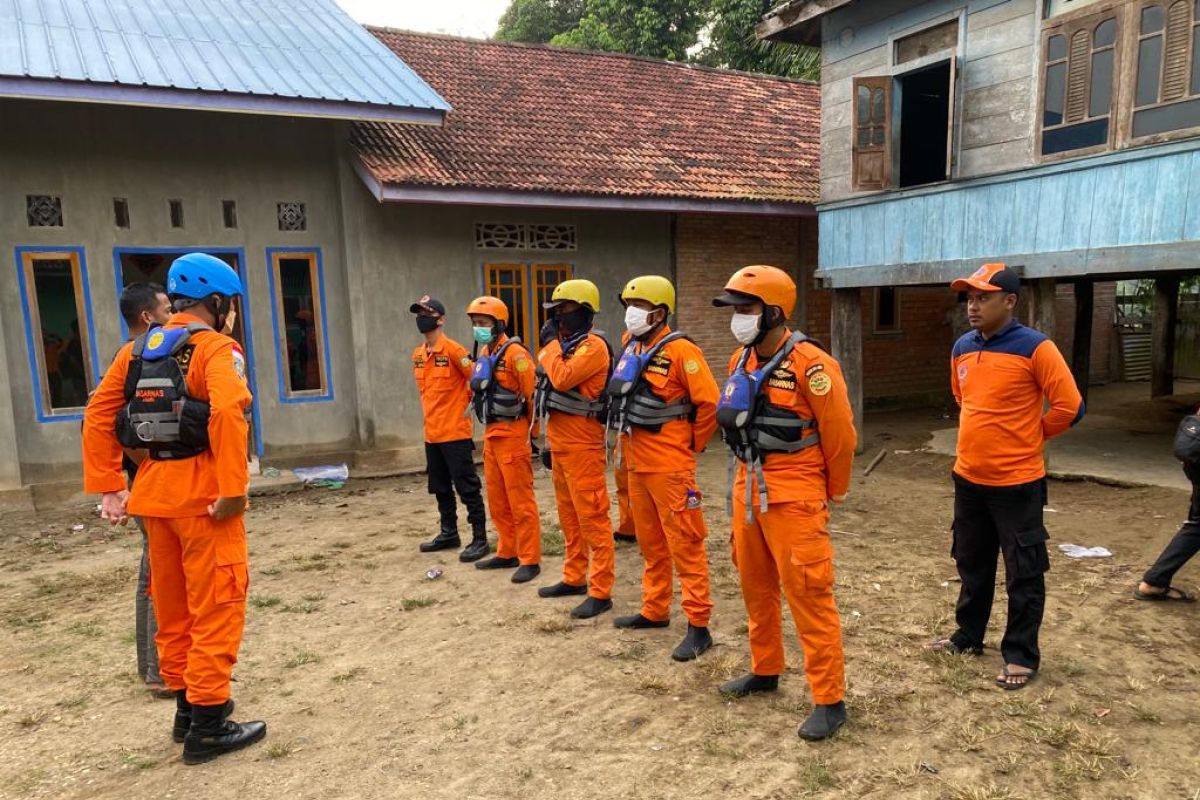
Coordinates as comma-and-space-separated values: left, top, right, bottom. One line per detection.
852, 76, 892, 191
1065, 28, 1092, 123
1162, 0, 1193, 100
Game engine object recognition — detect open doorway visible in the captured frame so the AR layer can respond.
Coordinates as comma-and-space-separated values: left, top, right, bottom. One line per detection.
114, 248, 263, 466
896, 60, 954, 188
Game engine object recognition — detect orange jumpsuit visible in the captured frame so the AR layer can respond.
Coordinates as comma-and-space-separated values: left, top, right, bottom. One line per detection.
621, 327, 719, 626
538, 333, 615, 599
727, 332, 856, 705
83, 312, 253, 707
481, 335, 541, 565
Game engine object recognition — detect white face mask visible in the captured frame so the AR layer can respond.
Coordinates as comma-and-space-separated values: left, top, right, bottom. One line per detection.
624, 305, 654, 337
730, 313, 761, 345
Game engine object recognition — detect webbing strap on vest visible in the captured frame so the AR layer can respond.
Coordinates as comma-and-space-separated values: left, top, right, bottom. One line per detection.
607, 331, 694, 467
472, 338, 528, 424
121, 322, 216, 460
721, 331, 821, 523
533, 333, 613, 457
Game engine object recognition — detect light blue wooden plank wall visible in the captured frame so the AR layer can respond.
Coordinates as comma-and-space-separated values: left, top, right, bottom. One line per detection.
820, 146, 1200, 269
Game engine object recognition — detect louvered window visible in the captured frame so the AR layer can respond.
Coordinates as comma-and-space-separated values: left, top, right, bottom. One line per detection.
1132, 0, 1200, 138
1040, 10, 1119, 156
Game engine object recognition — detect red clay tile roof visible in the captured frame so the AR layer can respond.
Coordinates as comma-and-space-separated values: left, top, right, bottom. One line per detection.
353, 29, 820, 206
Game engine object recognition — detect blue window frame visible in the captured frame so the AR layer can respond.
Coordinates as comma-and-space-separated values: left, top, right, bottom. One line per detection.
266, 247, 333, 403
111, 246, 264, 458
13, 246, 100, 423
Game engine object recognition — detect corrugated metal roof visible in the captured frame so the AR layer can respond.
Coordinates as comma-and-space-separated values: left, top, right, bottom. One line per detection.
0, 0, 449, 120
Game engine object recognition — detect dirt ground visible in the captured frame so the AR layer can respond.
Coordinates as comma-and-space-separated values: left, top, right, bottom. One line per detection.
2, 410, 1199, 800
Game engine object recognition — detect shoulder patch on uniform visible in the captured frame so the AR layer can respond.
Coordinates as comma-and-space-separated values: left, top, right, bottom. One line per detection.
231, 344, 246, 381
146, 330, 165, 351
576, 344, 589, 355
808, 372, 832, 396
684, 359, 700, 374
515, 358, 530, 373
460, 356, 471, 368
804, 363, 825, 377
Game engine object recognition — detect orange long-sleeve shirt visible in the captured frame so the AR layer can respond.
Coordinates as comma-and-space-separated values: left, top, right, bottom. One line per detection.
538, 332, 610, 453
951, 320, 1084, 487
82, 313, 252, 518
480, 334, 536, 441
412, 334, 474, 444
623, 326, 719, 474
729, 332, 857, 503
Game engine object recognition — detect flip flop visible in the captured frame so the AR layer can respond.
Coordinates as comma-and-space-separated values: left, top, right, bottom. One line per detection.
1133, 586, 1195, 603
924, 637, 983, 656
995, 666, 1037, 691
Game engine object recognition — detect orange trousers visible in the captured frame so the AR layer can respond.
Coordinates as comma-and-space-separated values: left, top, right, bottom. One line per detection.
484, 436, 541, 565
614, 462, 636, 535
730, 498, 845, 705
145, 515, 249, 706
629, 471, 713, 626
550, 448, 615, 599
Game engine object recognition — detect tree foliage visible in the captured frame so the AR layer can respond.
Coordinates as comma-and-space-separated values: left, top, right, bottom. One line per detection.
493, 0, 819, 79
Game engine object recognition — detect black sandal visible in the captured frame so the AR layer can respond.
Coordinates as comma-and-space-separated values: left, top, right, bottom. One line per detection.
995, 666, 1037, 691
1133, 586, 1195, 603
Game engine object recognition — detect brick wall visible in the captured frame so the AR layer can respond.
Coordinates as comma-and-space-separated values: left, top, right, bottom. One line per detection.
674, 212, 957, 404
1052, 281, 1117, 384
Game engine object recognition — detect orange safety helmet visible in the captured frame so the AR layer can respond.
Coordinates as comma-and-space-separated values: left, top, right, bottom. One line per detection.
466, 295, 510, 326
711, 265, 796, 319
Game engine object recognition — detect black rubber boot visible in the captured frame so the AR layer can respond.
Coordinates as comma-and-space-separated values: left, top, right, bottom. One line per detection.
538, 581, 587, 598
671, 624, 714, 662
182, 702, 267, 765
798, 702, 847, 741
512, 564, 541, 583
614, 531, 638, 543
420, 528, 460, 553
718, 673, 780, 698
571, 596, 613, 619
614, 613, 669, 629
172, 691, 234, 743
475, 556, 519, 570
458, 537, 487, 563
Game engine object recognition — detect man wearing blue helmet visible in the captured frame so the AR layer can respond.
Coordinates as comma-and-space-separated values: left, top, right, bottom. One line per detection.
83, 252, 266, 765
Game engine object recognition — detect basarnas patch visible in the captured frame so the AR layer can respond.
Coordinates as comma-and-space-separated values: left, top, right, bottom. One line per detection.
808, 372, 833, 396
645, 354, 672, 377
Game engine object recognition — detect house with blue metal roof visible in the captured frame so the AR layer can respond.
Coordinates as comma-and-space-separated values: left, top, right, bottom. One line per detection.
760, 0, 1200, 425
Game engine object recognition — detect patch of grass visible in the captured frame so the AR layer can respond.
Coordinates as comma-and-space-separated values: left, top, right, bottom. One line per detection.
66, 620, 104, 638
282, 601, 322, 614
450, 713, 478, 731
946, 783, 1015, 800
31, 576, 62, 596
400, 597, 438, 612
796, 757, 835, 794
1060, 658, 1086, 678
16, 712, 45, 730
121, 752, 159, 770
55, 694, 89, 710
533, 616, 572, 634
696, 652, 743, 685
540, 526, 566, 557
701, 740, 741, 759
258, 566, 283, 577
635, 673, 674, 696
1032, 719, 1079, 749
1128, 704, 1161, 724
922, 650, 979, 696
330, 542, 353, 550
249, 595, 282, 609
302, 592, 327, 603
600, 641, 647, 661
517, 766, 535, 781
7, 611, 50, 630
332, 667, 367, 684
284, 650, 321, 669
265, 741, 294, 759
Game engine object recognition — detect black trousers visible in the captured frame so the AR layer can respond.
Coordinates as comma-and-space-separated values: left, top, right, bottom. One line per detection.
950, 473, 1050, 670
1143, 464, 1200, 589
425, 439, 485, 535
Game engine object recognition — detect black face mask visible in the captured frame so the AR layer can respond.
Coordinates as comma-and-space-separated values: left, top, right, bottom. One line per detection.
416, 315, 440, 334
556, 307, 593, 339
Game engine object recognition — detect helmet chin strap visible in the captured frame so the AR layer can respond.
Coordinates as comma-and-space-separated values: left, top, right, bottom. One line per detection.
752, 306, 786, 347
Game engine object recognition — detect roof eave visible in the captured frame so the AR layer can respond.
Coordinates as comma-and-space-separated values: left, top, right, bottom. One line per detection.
757, 0, 857, 46
353, 169, 815, 217
0, 77, 448, 125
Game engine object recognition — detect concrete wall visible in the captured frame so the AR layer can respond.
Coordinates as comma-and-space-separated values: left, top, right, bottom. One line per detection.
0, 99, 359, 484
337, 176, 673, 451
820, 0, 1039, 203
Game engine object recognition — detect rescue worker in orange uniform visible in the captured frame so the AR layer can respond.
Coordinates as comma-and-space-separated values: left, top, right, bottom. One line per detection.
712, 265, 856, 741
83, 253, 266, 765
608, 276, 719, 660
466, 296, 542, 583
928, 263, 1084, 691
411, 296, 489, 562
534, 279, 616, 619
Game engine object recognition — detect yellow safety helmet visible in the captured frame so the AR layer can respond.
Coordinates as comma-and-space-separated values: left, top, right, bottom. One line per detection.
466, 295, 509, 326
544, 278, 600, 313
712, 265, 796, 319
619, 275, 675, 314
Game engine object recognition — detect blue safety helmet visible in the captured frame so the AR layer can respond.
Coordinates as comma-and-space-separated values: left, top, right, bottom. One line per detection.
167, 253, 244, 300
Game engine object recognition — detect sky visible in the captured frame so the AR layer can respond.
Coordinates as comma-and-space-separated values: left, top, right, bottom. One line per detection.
336, 0, 512, 38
